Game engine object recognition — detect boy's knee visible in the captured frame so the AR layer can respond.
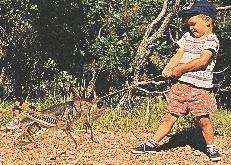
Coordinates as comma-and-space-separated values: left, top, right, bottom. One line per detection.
197, 115, 211, 127
163, 113, 178, 123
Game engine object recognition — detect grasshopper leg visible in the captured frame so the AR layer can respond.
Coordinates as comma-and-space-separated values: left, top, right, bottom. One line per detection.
21, 125, 35, 142
84, 122, 95, 142
64, 122, 77, 149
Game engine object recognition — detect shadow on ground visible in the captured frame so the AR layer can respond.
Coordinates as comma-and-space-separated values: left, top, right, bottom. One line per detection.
157, 126, 207, 153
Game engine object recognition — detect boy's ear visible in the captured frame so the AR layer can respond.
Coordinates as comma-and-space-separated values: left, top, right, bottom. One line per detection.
204, 16, 213, 26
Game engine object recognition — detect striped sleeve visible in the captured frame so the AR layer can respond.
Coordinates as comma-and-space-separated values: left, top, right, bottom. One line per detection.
203, 36, 219, 53
176, 32, 189, 49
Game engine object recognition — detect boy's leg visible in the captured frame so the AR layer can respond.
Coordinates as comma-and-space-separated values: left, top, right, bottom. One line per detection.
196, 115, 214, 145
152, 113, 178, 143
189, 87, 221, 161
151, 83, 187, 143
130, 113, 178, 153
196, 115, 221, 161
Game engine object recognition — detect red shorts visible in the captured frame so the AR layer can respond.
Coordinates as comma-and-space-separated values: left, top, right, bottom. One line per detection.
167, 82, 217, 117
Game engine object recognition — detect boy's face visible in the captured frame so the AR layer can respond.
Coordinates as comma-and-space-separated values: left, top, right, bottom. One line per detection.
186, 15, 212, 38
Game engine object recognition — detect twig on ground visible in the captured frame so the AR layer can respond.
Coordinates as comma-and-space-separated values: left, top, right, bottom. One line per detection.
49, 151, 66, 160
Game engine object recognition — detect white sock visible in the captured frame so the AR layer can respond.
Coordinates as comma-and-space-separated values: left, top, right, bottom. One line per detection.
146, 139, 158, 147
207, 144, 215, 148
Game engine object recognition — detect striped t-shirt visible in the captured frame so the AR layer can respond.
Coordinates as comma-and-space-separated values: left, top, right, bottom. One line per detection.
177, 32, 219, 88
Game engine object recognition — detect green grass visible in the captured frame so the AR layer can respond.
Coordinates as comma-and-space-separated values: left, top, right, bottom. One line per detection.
93, 96, 166, 132
1, 96, 231, 136
212, 109, 231, 136
0, 101, 13, 126
93, 96, 231, 136
93, 96, 197, 133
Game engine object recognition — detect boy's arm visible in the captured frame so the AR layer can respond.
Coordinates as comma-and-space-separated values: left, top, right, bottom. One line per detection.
171, 49, 213, 77
162, 48, 184, 78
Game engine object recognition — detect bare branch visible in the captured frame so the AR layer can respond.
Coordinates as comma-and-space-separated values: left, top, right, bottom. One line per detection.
217, 6, 231, 11
218, 88, 231, 92
99, 75, 166, 100
169, 27, 176, 43
144, 0, 168, 37
214, 66, 230, 74
135, 87, 169, 95
148, 13, 172, 43
135, 0, 182, 83
137, 79, 165, 86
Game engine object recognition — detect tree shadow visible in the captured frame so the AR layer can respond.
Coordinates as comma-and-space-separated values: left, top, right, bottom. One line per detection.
157, 126, 207, 154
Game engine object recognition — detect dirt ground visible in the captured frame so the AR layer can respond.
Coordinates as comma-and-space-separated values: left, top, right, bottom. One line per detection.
0, 128, 230, 165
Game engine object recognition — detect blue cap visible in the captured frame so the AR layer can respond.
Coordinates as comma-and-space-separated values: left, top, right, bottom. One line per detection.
181, 1, 216, 19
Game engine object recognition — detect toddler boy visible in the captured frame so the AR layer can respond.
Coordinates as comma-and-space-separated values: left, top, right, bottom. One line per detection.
131, 1, 221, 162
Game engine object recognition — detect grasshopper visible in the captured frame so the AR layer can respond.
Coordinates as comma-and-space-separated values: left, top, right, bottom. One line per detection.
6, 98, 106, 148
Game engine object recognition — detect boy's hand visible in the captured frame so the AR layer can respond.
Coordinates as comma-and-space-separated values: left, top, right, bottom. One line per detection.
162, 66, 184, 78
162, 67, 173, 78
171, 67, 183, 77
